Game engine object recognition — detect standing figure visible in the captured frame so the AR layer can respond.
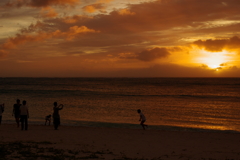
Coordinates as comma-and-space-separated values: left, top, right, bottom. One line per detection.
53, 102, 63, 130
0, 103, 4, 125
20, 100, 29, 130
13, 99, 21, 127
45, 115, 51, 125
137, 109, 148, 130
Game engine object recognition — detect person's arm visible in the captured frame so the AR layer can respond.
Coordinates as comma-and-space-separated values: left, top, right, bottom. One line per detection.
58, 104, 64, 110
139, 115, 142, 121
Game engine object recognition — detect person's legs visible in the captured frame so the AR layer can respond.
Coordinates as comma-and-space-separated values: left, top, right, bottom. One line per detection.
20, 116, 24, 130
0, 116, 2, 125
25, 116, 28, 130
56, 118, 60, 129
54, 118, 58, 130
140, 121, 145, 130
15, 116, 20, 127
140, 120, 148, 130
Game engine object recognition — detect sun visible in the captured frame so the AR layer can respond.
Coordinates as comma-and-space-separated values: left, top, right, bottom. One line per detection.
195, 49, 232, 70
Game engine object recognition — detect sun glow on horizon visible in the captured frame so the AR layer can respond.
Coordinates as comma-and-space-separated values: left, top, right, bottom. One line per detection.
194, 49, 234, 70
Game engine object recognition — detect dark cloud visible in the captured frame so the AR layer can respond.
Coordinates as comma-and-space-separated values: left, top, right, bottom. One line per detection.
20, 21, 45, 33
193, 39, 226, 52
220, 63, 227, 67
137, 47, 170, 62
193, 36, 240, 52
117, 47, 171, 62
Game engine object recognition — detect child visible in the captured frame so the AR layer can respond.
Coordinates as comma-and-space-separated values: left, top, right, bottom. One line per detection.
45, 115, 51, 125
137, 109, 148, 130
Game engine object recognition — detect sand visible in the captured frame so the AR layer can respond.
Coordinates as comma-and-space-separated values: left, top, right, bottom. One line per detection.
1, 124, 240, 160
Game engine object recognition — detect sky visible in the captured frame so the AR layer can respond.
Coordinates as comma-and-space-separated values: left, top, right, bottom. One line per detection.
0, 0, 240, 77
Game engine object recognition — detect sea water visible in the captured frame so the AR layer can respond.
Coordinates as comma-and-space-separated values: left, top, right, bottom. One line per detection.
0, 78, 240, 132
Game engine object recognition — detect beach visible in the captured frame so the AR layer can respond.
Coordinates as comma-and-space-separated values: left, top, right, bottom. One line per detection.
1, 124, 240, 160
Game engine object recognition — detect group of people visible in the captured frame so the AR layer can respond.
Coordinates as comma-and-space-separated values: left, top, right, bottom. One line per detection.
12, 99, 29, 130
1, 99, 64, 131
1, 99, 148, 130
0, 99, 30, 130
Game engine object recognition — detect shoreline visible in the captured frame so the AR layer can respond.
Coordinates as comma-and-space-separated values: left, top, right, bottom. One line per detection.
1, 121, 239, 134
1, 124, 240, 159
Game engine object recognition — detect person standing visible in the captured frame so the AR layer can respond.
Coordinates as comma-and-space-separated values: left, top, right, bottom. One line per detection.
19, 100, 29, 130
13, 99, 21, 127
0, 103, 4, 125
53, 102, 63, 130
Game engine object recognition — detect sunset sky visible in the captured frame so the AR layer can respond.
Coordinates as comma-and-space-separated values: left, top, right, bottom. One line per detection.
0, 0, 240, 77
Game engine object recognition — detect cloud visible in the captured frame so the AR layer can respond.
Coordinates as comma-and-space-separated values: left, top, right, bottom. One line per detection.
4, 0, 79, 8
97, 0, 113, 3
1, 0, 240, 77
0, 26, 99, 51
193, 39, 226, 52
193, 36, 240, 52
82, 3, 105, 13
11, 0, 240, 47
20, 21, 46, 34
1, 0, 80, 20
64, 26, 100, 40
47, 0, 240, 37
119, 47, 171, 62
0, 49, 8, 58
41, 7, 58, 18
81, 0, 114, 13
137, 47, 170, 61
62, 15, 93, 24
118, 9, 135, 16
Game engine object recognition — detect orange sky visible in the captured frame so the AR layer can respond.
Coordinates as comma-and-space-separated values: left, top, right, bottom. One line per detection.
0, 0, 240, 77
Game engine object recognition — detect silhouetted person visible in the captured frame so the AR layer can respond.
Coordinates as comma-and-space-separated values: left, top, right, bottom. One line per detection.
13, 99, 21, 127
20, 100, 29, 130
0, 103, 4, 125
53, 102, 63, 130
45, 115, 51, 125
137, 109, 148, 130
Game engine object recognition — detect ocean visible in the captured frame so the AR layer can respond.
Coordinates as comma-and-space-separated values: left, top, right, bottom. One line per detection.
0, 78, 240, 132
